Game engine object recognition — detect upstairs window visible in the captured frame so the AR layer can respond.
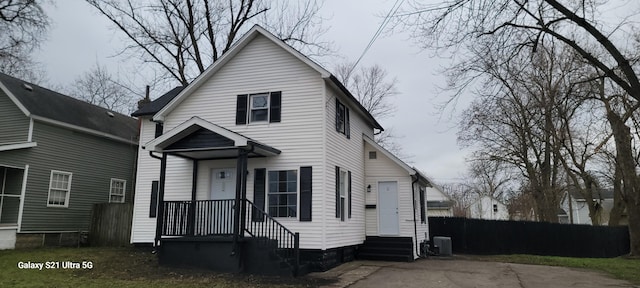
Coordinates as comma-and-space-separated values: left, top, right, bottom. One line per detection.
236, 92, 281, 124
335, 99, 350, 138
250, 93, 269, 122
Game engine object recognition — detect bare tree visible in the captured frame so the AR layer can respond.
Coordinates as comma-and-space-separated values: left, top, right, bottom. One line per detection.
0, 0, 49, 81
399, 0, 640, 255
67, 64, 138, 114
86, 0, 331, 86
334, 61, 403, 154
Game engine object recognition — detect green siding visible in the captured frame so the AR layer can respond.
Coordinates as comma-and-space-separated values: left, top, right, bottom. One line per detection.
0, 89, 30, 143
1, 121, 137, 232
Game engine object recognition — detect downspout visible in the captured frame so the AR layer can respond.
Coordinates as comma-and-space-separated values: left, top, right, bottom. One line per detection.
411, 174, 420, 258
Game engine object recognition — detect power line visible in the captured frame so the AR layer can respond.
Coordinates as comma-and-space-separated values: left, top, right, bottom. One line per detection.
346, 0, 404, 78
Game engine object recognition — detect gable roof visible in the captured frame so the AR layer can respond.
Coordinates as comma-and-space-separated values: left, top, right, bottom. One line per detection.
0, 72, 138, 144
146, 25, 382, 130
569, 188, 614, 201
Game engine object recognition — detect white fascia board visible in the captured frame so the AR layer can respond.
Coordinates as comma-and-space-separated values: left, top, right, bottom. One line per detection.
153, 25, 330, 121
0, 142, 37, 152
31, 115, 138, 145
0, 80, 30, 117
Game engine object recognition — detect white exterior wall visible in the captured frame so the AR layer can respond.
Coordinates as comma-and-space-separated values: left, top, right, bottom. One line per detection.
133, 35, 327, 248
561, 197, 614, 225
426, 186, 453, 217
469, 196, 509, 220
322, 86, 373, 250
131, 118, 160, 243
363, 141, 428, 258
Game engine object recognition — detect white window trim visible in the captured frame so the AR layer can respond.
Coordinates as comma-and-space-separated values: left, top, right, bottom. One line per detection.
109, 178, 127, 203
47, 170, 72, 208
339, 169, 347, 221
249, 93, 270, 123
267, 169, 299, 219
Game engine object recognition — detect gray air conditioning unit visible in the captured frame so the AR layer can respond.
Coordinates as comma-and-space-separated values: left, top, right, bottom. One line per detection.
432, 236, 452, 256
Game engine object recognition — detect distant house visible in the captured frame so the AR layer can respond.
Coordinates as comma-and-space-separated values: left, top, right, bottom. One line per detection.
468, 195, 509, 220
426, 185, 453, 217
559, 188, 626, 225
0, 72, 138, 249
129, 25, 432, 275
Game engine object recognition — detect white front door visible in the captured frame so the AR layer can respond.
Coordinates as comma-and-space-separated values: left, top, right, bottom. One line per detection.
210, 168, 236, 200
378, 181, 399, 235
210, 168, 236, 234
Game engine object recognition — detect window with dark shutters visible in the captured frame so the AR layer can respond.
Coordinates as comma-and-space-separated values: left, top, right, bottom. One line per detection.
253, 168, 266, 222
300, 166, 312, 221
149, 181, 159, 218
346, 108, 350, 139
154, 123, 163, 138
335, 99, 350, 138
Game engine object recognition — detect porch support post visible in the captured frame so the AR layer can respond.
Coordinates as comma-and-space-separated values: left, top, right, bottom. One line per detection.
154, 152, 168, 247
189, 160, 198, 236
233, 149, 249, 246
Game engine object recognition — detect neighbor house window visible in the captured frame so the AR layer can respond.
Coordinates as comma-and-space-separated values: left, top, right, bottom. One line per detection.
47, 171, 72, 207
493, 204, 498, 213
109, 178, 126, 203
268, 170, 297, 217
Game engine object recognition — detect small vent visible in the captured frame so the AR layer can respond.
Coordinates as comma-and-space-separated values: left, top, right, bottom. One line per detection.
369, 151, 377, 159
23, 83, 33, 91
106, 111, 114, 117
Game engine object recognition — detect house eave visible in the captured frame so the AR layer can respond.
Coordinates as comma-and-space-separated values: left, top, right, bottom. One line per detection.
0, 142, 37, 152
31, 115, 138, 145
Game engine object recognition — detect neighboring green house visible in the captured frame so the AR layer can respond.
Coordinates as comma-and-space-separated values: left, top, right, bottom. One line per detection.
0, 72, 138, 249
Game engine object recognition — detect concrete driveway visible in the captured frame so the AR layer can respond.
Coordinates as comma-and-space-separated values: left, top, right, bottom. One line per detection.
308, 258, 635, 288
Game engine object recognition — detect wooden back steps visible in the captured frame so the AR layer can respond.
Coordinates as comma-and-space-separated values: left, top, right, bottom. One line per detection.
357, 236, 414, 262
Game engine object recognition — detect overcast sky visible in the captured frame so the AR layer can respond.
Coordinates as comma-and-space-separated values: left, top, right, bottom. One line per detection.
33, 0, 472, 184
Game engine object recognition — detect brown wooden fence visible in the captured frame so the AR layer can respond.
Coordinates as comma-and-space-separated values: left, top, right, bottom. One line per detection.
90, 203, 133, 246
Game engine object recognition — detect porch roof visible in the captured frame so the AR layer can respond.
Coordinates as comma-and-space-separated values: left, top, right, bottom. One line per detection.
144, 117, 280, 160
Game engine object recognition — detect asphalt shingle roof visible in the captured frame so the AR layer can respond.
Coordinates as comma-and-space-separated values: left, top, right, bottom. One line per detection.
0, 72, 138, 142
131, 86, 184, 117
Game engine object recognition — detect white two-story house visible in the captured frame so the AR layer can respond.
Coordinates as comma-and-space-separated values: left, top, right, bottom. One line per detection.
130, 25, 431, 276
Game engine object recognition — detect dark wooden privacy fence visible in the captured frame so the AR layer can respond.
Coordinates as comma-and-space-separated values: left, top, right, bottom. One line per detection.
429, 217, 629, 258
90, 203, 133, 246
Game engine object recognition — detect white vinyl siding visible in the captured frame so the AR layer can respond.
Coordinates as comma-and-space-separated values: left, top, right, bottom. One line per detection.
364, 141, 428, 259
47, 170, 72, 208
130, 119, 161, 243
131, 35, 327, 248
323, 86, 373, 249
109, 178, 126, 203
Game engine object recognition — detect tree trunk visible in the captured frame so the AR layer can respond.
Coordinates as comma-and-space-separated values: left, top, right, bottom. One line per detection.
608, 167, 626, 226
606, 109, 640, 255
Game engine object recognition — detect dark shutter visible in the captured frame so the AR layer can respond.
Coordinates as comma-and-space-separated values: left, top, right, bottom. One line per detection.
270, 91, 281, 123
149, 181, 159, 218
419, 188, 426, 223
252, 168, 266, 222
335, 99, 341, 132
236, 94, 248, 125
154, 123, 163, 138
348, 171, 352, 218
300, 166, 312, 221
345, 108, 350, 139
335, 166, 340, 218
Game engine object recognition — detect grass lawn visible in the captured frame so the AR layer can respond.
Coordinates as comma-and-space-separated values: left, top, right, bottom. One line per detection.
472, 254, 640, 285
0, 247, 326, 288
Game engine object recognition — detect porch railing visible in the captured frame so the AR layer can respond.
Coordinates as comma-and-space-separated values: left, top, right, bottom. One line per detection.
162, 200, 235, 236
161, 199, 299, 275
242, 199, 300, 275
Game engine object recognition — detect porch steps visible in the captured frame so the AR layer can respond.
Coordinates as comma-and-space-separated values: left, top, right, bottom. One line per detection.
357, 236, 414, 262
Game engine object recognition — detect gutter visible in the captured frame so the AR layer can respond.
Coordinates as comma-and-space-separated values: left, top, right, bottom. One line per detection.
411, 174, 420, 258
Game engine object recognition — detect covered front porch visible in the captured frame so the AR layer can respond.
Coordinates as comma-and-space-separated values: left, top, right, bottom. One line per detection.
145, 117, 300, 275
